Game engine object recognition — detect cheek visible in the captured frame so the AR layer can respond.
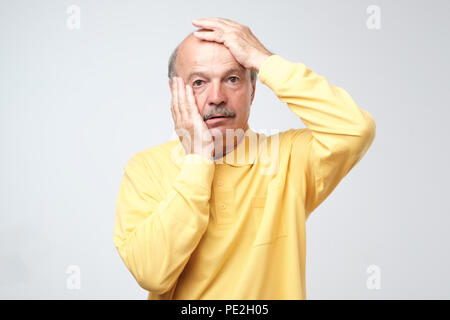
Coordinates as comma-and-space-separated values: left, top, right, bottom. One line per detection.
234, 92, 252, 112
235, 85, 252, 105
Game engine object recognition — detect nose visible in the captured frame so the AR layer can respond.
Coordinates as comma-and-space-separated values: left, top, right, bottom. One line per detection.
206, 79, 227, 108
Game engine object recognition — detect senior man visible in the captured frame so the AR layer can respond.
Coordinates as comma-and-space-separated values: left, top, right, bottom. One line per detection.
113, 17, 376, 300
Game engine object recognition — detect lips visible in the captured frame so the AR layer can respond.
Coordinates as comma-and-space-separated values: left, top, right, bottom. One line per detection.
205, 115, 230, 125
207, 114, 228, 120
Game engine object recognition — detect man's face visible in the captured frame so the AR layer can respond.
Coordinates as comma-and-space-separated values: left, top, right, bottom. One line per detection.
173, 34, 256, 139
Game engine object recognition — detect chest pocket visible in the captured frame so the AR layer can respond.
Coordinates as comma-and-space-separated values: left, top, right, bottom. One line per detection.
251, 195, 287, 247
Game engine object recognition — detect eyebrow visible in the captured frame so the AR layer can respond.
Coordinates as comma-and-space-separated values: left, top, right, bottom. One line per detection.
187, 68, 245, 81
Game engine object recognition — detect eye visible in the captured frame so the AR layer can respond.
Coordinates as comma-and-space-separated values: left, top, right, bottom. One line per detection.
228, 76, 239, 83
193, 79, 204, 87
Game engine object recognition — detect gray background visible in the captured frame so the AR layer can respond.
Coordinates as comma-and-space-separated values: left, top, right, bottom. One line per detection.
1, 0, 449, 299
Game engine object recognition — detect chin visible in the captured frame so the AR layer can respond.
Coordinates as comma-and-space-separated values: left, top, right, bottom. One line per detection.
209, 125, 247, 142
208, 126, 229, 139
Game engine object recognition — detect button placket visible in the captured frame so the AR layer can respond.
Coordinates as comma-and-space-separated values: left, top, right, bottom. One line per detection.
213, 189, 234, 225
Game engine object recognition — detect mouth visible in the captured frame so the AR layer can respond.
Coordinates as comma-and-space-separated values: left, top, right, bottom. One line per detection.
205, 115, 230, 125
205, 114, 228, 120
208, 115, 228, 119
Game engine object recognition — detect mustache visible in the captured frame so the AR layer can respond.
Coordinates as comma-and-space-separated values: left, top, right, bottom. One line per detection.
203, 106, 236, 121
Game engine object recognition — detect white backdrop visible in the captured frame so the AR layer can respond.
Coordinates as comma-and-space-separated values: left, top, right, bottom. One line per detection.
1, 0, 449, 299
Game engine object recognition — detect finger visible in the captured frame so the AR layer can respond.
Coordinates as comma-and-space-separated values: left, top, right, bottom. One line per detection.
192, 18, 228, 30
169, 78, 177, 121
170, 81, 176, 122
170, 103, 176, 122
172, 77, 181, 121
193, 29, 224, 43
215, 17, 241, 28
176, 77, 187, 118
185, 84, 198, 117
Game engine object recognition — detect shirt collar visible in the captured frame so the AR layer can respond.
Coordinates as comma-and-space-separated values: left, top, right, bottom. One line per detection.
215, 127, 261, 166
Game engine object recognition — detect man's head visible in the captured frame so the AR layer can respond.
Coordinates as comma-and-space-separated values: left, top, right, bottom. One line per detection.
168, 32, 257, 140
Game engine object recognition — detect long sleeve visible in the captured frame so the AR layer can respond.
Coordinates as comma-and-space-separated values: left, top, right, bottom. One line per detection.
258, 55, 376, 219
113, 152, 215, 294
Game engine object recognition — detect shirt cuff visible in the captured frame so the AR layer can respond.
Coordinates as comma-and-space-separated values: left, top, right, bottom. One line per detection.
176, 154, 215, 190
258, 54, 304, 89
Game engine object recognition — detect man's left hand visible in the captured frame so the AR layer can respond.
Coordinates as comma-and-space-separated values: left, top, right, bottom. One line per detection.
192, 17, 273, 73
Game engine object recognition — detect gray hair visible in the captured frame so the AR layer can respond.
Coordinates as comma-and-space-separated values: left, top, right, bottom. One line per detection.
168, 37, 257, 84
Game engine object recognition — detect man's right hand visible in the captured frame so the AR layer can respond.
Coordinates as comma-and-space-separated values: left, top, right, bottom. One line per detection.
170, 76, 215, 160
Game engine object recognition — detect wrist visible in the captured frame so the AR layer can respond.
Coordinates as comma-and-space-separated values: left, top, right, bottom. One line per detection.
184, 152, 214, 165
253, 51, 272, 73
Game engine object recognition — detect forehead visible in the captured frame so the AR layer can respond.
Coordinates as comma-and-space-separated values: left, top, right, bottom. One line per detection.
177, 37, 245, 77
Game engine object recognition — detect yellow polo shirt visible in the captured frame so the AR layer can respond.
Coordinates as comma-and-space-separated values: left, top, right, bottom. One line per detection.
113, 54, 376, 299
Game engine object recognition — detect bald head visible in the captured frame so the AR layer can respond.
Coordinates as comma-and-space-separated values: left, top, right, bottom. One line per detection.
168, 32, 257, 83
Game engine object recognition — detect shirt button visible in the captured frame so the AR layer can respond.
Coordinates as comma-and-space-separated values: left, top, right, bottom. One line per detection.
217, 180, 224, 186
220, 204, 226, 210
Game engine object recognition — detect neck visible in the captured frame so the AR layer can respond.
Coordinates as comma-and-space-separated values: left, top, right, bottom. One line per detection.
212, 124, 250, 160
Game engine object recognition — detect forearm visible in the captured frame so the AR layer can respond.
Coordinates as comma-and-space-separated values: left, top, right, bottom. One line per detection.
114, 153, 215, 294
258, 54, 376, 148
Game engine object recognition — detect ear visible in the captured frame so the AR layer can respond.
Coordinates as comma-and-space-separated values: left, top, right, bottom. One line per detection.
250, 78, 256, 105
